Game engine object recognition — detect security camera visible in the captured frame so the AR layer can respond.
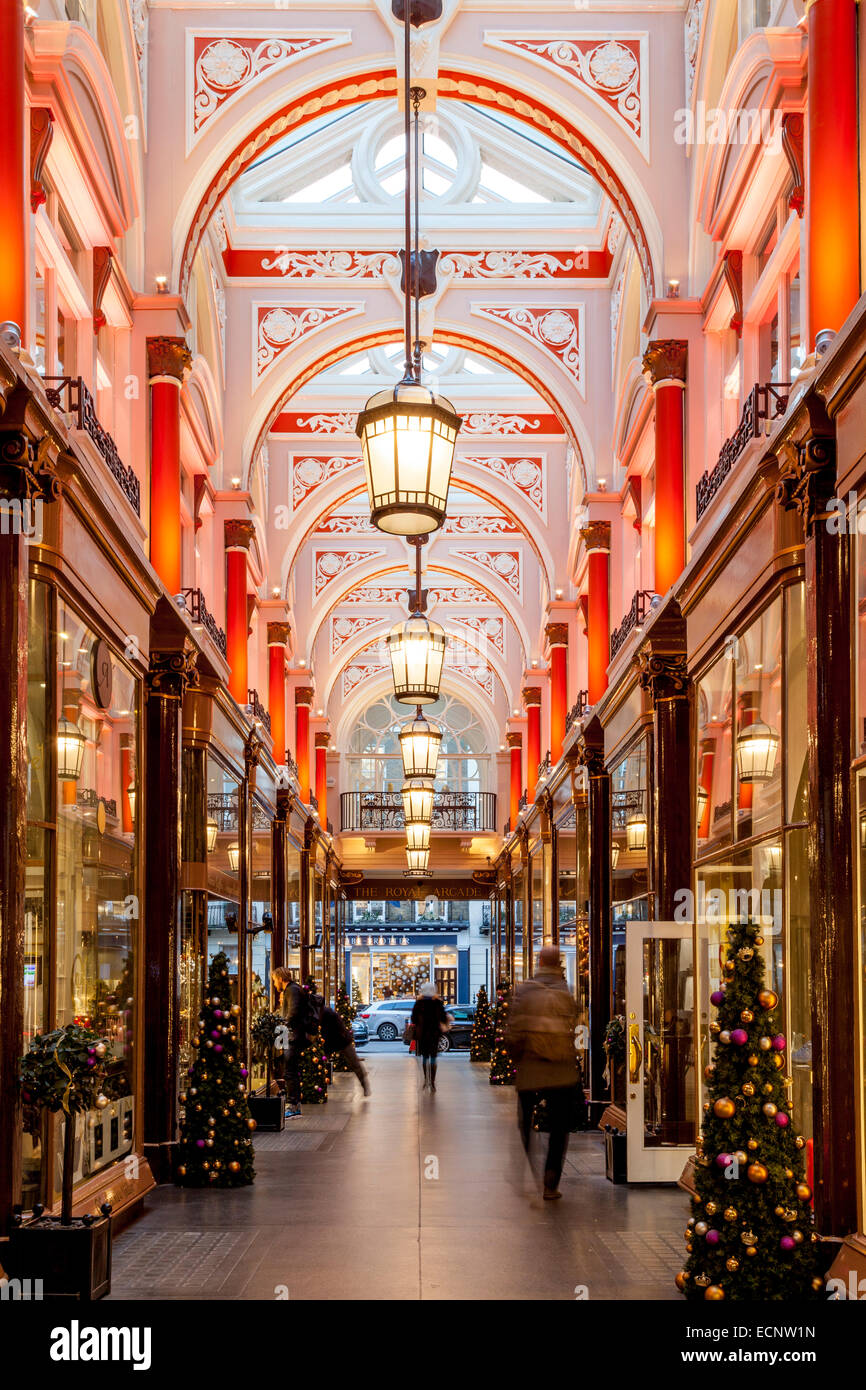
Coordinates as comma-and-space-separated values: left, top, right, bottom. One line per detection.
0, 321, 22, 351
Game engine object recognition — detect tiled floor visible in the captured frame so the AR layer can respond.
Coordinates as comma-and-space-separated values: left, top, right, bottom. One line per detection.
107, 1055, 688, 1301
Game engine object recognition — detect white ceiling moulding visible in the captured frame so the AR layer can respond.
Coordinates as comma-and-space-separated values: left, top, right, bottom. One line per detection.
185, 29, 353, 153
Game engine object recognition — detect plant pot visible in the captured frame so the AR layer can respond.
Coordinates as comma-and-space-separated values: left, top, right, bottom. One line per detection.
603, 1126, 628, 1184
247, 1093, 285, 1132
6, 1214, 111, 1300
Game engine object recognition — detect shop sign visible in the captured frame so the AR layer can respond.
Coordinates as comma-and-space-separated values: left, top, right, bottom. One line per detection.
345, 879, 485, 901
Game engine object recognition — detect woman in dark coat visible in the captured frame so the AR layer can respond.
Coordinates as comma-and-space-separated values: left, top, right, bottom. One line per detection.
411, 982, 448, 1091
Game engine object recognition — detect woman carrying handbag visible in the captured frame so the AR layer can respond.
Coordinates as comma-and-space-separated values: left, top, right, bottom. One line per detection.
410, 982, 449, 1091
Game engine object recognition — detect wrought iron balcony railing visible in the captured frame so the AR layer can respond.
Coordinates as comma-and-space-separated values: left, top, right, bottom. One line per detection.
181, 588, 227, 658
610, 590, 654, 661
612, 788, 644, 831
695, 382, 791, 521
537, 750, 551, 781
246, 688, 272, 734
565, 690, 589, 732
42, 375, 140, 515
341, 791, 497, 833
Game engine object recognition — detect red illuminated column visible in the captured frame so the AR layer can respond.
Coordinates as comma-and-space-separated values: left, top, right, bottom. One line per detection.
697, 737, 716, 843
147, 337, 191, 594
807, 0, 859, 346
523, 687, 542, 803
546, 623, 568, 763
267, 622, 290, 765
643, 341, 687, 598
581, 521, 611, 706
121, 738, 134, 835
0, 0, 26, 335
315, 732, 330, 825
224, 519, 255, 706
506, 732, 522, 827
295, 686, 314, 804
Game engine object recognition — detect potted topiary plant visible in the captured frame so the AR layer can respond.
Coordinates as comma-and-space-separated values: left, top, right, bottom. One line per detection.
248, 1010, 285, 1131
8, 1023, 114, 1299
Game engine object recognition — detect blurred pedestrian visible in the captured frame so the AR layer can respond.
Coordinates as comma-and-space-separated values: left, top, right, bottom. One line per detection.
506, 946, 579, 1200
411, 981, 449, 1091
272, 966, 304, 1118
320, 1002, 371, 1096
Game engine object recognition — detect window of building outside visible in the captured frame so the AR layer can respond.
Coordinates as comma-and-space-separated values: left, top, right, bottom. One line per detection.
54, 597, 139, 1201
347, 693, 489, 796
694, 584, 811, 1143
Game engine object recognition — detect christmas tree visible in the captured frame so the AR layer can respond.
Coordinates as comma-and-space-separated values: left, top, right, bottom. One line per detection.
351, 977, 363, 1011
677, 920, 824, 1301
470, 985, 493, 1063
332, 984, 355, 1072
489, 980, 516, 1085
176, 952, 256, 1187
299, 1029, 329, 1102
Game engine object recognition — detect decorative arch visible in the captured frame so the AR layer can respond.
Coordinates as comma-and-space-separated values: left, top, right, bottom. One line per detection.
248, 323, 591, 491
182, 354, 224, 469
174, 57, 662, 306
321, 618, 514, 709
333, 670, 502, 755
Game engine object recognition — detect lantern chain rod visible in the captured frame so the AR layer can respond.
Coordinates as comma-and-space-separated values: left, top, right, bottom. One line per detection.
411, 84, 425, 383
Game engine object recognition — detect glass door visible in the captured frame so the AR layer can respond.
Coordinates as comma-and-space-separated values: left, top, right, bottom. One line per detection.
625, 920, 696, 1182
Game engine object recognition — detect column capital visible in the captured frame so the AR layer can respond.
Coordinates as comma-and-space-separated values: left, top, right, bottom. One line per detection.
224, 518, 256, 551
545, 621, 568, 648
295, 686, 315, 708
147, 335, 192, 383
775, 434, 837, 535
642, 338, 688, 386
506, 731, 522, 750
314, 731, 331, 749
147, 642, 199, 700
579, 520, 611, 553
267, 621, 291, 647
638, 649, 689, 702
522, 686, 542, 709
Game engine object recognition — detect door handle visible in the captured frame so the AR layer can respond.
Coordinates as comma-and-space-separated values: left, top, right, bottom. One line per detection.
628, 1023, 642, 1083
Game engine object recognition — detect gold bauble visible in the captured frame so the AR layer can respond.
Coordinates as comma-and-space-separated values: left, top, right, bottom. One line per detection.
772, 1054, 784, 1069
754, 936, 764, 946
811, 1277, 824, 1291
694, 1274, 711, 1287
723, 959, 735, 973
738, 948, 754, 961
718, 1030, 731, 1044
726, 1257, 740, 1273
747, 1138, 759, 1150
762, 1083, 774, 1095
703, 1101, 711, 1113
705, 1286, 725, 1301
229, 1160, 241, 1172
247, 1118, 257, 1131
758, 1036, 772, 1050
758, 990, 778, 1010
714, 1098, 736, 1119
709, 1022, 721, 1035
704, 1065, 715, 1079
733, 1150, 747, 1165
784, 1168, 794, 1179
740, 1010, 754, 1024
774, 1205, 785, 1217
177, 1165, 187, 1177
748, 1054, 760, 1066
743, 1082, 755, 1097
794, 1135, 805, 1149
723, 1206, 738, 1222
747, 1162, 769, 1184
231, 1005, 241, 1016
746, 1246, 758, 1257
762, 1102, 778, 1118
705, 1202, 718, 1216
675, 1271, 689, 1291
796, 1183, 812, 1202
694, 1221, 708, 1236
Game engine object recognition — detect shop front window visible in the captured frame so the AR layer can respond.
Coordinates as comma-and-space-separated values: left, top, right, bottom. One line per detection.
372, 951, 430, 999
249, 794, 274, 1087
54, 600, 139, 1195
735, 596, 782, 841
512, 866, 524, 984
206, 756, 241, 1000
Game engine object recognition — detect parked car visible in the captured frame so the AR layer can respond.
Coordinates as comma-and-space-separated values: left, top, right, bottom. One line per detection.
351, 1018, 369, 1047
356, 998, 416, 1041
401, 1005, 476, 1052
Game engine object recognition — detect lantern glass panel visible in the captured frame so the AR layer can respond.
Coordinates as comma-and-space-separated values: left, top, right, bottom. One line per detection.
406, 821, 431, 852
402, 777, 434, 824
388, 614, 446, 705
406, 846, 430, 873
357, 384, 460, 536
399, 714, 443, 779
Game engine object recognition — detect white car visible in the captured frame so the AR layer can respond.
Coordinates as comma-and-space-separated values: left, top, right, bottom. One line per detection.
355, 998, 416, 1041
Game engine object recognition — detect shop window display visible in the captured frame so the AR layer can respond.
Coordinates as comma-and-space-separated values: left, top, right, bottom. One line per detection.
249, 795, 274, 1088
611, 740, 650, 1017
53, 599, 139, 1198
205, 756, 241, 1004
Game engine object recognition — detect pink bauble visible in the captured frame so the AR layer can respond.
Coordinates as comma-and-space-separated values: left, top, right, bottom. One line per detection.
779, 1236, 795, 1252
710, 990, 725, 1007
240, 1067, 248, 1077
775, 1112, 789, 1127
706, 1229, 721, 1245
211, 1030, 220, 1039
214, 1009, 222, 1018
771, 1035, 786, 1051
196, 1139, 205, 1148
715, 1152, 733, 1168
214, 1044, 223, 1053
730, 1029, 748, 1046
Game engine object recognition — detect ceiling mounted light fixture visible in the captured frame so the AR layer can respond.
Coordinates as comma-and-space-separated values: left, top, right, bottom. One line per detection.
406, 820, 431, 853
405, 846, 432, 876
399, 707, 443, 778
206, 817, 219, 854
57, 715, 86, 781
227, 842, 240, 873
402, 776, 435, 826
388, 535, 446, 704
626, 809, 648, 854
611, 842, 620, 871
736, 720, 780, 784
356, 7, 460, 535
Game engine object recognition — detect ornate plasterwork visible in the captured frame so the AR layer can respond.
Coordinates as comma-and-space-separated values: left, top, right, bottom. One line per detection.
331, 613, 382, 655
314, 548, 385, 597
440, 512, 519, 536
259, 250, 398, 280
610, 260, 626, 371
316, 512, 377, 535
453, 614, 505, 656
684, 0, 705, 110
471, 304, 584, 396
188, 32, 350, 149
344, 581, 492, 607
254, 303, 364, 384
291, 454, 361, 507
282, 412, 359, 437
343, 659, 388, 699
459, 412, 558, 436
450, 549, 522, 598
485, 33, 648, 156
440, 250, 580, 281
459, 455, 545, 519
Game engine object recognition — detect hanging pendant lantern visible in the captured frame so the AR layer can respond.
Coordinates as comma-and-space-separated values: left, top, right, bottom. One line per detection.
611, 842, 620, 871
736, 720, 780, 784
402, 777, 434, 825
206, 818, 219, 854
57, 715, 86, 781
626, 811, 648, 853
127, 779, 136, 823
227, 842, 240, 873
696, 784, 709, 832
357, 383, 461, 536
399, 708, 443, 778
405, 846, 431, 875
388, 612, 446, 704
406, 821, 431, 853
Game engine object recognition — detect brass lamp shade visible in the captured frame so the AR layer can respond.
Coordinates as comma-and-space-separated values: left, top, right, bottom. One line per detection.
399, 712, 443, 778
736, 721, 780, 784
388, 613, 446, 704
206, 818, 219, 854
227, 842, 240, 872
405, 846, 431, 874
402, 777, 434, 825
356, 382, 461, 535
626, 812, 648, 853
406, 821, 431, 853
57, 715, 86, 781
